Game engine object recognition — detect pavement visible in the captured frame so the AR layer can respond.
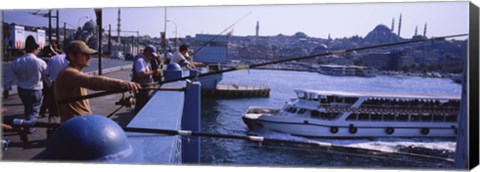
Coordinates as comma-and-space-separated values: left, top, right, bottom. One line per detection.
1, 67, 137, 161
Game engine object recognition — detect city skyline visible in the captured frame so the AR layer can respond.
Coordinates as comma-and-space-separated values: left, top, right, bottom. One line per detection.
2, 1, 469, 41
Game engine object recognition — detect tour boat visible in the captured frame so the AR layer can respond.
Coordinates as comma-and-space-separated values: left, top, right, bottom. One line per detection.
242, 89, 460, 138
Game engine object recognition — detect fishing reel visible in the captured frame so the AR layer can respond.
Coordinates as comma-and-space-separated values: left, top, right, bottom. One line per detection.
115, 94, 135, 108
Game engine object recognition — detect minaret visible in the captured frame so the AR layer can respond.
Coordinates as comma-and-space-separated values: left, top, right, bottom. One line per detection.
423, 23, 427, 37
117, 8, 121, 43
256, 21, 259, 37
391, 18, 395, 32
414, 25, 418, 36
398, 13, 402, 37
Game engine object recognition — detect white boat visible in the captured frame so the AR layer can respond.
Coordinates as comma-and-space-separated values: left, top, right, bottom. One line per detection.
242, 90, 460, 138
318, 65, 376, 77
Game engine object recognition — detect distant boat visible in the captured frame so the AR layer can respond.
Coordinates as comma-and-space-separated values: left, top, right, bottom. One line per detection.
318, 64, 376, 77
243, 89, 460, 138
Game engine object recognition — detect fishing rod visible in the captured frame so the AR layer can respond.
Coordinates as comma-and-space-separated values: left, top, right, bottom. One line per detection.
5, 119, 454, 163
191, 12, 252, 56
123, 127, 454, 163
58, 33, 468, 104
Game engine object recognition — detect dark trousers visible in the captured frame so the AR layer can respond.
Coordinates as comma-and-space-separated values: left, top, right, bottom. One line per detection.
134, 90, 151, 114
48, 84, 59, 123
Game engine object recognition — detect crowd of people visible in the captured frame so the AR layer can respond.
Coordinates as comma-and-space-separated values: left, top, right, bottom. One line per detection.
2, 35, 203, 144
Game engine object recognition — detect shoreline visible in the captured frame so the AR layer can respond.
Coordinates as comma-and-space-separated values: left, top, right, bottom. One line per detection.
239, 67, 461, 79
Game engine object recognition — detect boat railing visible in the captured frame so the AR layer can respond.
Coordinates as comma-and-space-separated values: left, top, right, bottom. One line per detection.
322, 104, 459, 115
345, 112, 458, 123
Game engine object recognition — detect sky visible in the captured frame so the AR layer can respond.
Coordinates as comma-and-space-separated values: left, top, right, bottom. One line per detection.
1, 1, 470, 40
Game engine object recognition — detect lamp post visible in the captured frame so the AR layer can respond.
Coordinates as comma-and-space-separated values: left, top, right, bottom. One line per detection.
166, 20, 177, 48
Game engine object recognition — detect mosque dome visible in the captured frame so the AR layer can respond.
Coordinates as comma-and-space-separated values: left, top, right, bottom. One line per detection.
364, 24, 399, 44
82, 20, 97, 33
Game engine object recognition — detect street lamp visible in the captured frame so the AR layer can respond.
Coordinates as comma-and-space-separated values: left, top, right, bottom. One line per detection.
166, 19, 177, 48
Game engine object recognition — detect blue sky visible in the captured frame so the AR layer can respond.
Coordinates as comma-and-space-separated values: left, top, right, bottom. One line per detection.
1, 1, 471, 40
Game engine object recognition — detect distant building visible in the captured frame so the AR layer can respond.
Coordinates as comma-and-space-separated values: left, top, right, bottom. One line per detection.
364, 24, 400, 44
392, 51, 415, 70
441, 54, 463, 73
360, 51, 392, 70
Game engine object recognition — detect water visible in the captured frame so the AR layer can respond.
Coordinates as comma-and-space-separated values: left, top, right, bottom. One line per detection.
199, 69, 461, 168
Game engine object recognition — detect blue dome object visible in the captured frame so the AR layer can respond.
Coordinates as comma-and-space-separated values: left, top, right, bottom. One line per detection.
167, 63, 182, 71
33, 115, 133, 162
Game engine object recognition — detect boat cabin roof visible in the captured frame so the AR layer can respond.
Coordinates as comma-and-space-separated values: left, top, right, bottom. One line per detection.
295, 89, 460, 100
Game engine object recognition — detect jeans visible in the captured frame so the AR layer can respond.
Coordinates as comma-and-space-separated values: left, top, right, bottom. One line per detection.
17, 87, 43, 122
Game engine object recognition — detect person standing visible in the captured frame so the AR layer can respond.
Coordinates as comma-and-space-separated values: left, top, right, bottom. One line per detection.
131, 45, 161, 114
45, 48, 69, 124
164, 49, 173, 65
55, 40, 140, 122
3, 36, 48, 134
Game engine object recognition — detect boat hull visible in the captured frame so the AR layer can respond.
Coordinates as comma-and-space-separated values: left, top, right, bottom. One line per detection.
243, 113, 457, 138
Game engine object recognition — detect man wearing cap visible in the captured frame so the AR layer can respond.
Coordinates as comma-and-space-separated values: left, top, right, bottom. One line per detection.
55, 40, 141, 122
3, 36, 48, 134
131, 45, 161, 114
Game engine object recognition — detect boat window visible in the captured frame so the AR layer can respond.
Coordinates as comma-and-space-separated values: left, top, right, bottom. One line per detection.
319, 112, 340, 120
396, 114, 409, 121
358, 113, 369, 121
311, 95, 319, 101
371, 114, 382, 121
411, 114, 420, 122
291, 108, 297, 113
327, 96, 334, 103
384, 114, 395, 121
346, 113, 357, 121
433, 115, 444, 122
311, 110, 320, 118
320, 98, 328, 104
421, 114, 432, 122
297, 108, 306, 114
297, 92, 306, 99
345, 97, 358, 104
446, 114, 457, 122
334, 97, 342, 103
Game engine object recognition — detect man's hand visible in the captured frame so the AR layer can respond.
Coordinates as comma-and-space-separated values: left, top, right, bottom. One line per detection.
122, 81, 141, 94
153, 69, 162, 76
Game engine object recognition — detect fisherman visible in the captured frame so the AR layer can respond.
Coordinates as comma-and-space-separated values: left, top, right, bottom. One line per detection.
45, 44, 69, 124
3, 36, 48, 134
170, 44, 196, 70
150, 47, 162, 82
164, 49, 173, 65
39, 41, 62, 118
55, 40, 141, 122
131, 45, 161, 114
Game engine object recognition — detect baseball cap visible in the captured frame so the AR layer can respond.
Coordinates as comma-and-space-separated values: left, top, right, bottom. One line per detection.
65, 40, 97, 55
144, 45, 158, 57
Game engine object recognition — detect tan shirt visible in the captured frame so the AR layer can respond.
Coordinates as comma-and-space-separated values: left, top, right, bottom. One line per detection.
55, 66, 124, 122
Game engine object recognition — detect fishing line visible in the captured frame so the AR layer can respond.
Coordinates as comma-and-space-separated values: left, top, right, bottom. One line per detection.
58, 33, 468, 104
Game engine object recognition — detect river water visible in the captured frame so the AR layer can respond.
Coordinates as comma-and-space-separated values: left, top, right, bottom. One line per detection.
199, 69, 461, 169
